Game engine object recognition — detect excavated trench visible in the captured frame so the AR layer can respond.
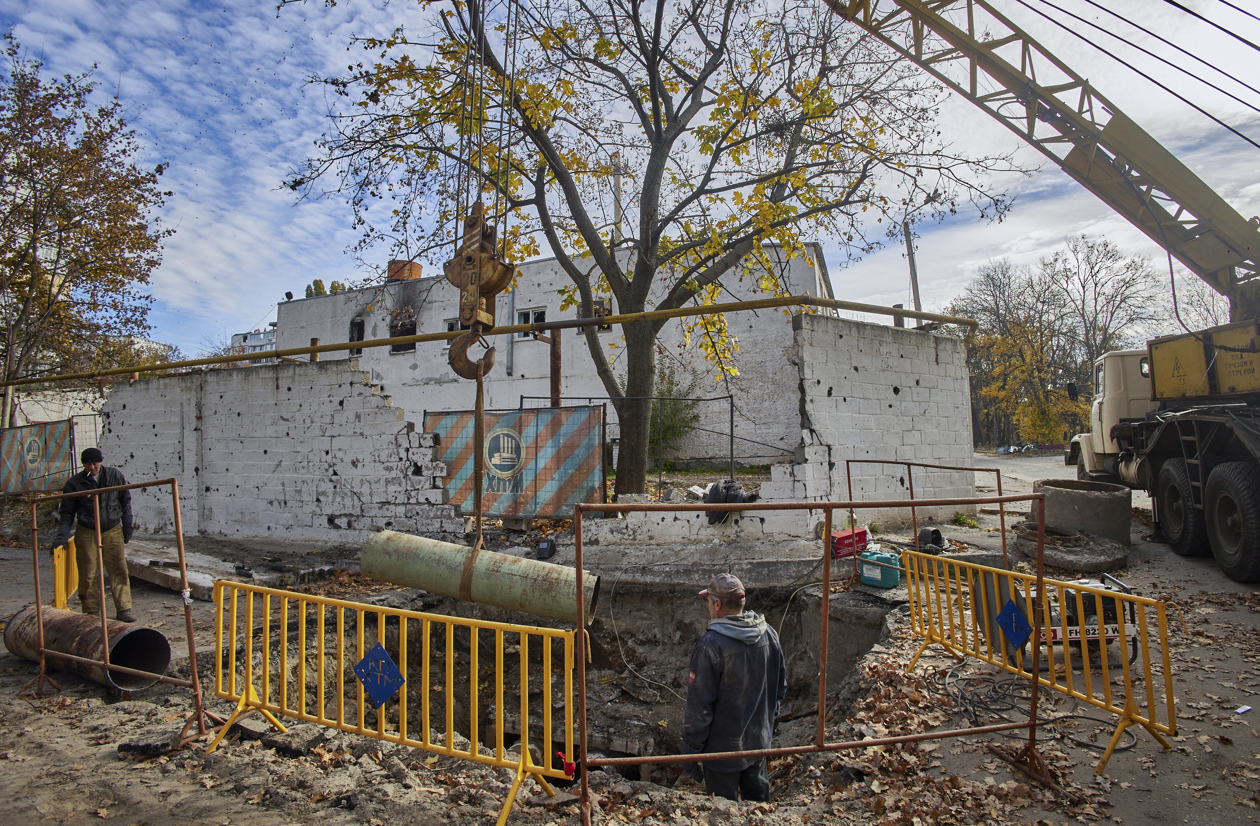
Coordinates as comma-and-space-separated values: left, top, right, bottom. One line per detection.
220, 579, 901, 789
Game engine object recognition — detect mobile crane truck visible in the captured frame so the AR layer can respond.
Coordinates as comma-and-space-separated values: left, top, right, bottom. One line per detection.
1067, 323, 1260, 583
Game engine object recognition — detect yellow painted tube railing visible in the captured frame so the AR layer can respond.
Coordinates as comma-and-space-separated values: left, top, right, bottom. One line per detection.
902, 551, 1177, 775
209, 580, 577, 826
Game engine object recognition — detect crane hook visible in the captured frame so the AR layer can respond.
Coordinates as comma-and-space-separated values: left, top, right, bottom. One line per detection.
448, 329, 496, 380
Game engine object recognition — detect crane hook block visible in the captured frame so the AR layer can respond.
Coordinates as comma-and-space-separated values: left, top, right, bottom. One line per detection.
448, 331, 496, 381
443, 202, 516, 330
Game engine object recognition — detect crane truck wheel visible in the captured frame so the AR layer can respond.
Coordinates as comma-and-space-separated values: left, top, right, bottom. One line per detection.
1156, 459, 1210, 557
1204, 462, 1260, 583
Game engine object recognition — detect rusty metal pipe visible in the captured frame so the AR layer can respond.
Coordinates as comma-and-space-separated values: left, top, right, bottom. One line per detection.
361, 530, 599, 625
586, 720, 1033, 767
4, 605, 171, 691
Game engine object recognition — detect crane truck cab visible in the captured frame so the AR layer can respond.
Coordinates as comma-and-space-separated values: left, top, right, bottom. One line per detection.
1066, 350, 1156, 484
1065, 322, 1260, 583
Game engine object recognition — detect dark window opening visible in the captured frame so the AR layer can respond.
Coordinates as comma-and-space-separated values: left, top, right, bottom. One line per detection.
349, 318, 365, 356
592, 298, 612, 331
391, 307, 417, 353
517, 308, 546, 338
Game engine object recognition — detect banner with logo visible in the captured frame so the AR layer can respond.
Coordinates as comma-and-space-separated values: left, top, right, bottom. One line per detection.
0, 420, 76, 495
423, 406, 604, 519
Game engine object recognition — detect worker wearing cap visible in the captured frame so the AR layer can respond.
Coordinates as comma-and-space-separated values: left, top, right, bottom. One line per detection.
54, 448, 136, 623
681, 573, 787, 801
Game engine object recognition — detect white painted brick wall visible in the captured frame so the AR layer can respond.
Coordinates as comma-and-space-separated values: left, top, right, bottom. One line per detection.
758, 314, 976, 526
99, 359, 461, 544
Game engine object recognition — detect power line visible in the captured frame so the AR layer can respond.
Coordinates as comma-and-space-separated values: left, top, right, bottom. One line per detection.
1027, 0, 1260, 116
1074, 0, 1260, 101
1216, 0, 1260, 24
1160, 0, 1260, 53
1011, 0, 1260, 151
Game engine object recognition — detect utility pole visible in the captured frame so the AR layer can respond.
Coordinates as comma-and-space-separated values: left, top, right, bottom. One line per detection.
902, 221, 923, 313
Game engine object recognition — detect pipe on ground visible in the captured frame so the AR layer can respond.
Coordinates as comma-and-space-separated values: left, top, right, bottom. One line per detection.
4, 605, 172, 691
362, 530, 599, 625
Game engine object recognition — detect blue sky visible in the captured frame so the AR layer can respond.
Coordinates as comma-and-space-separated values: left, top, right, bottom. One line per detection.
2, 0, 1257, 354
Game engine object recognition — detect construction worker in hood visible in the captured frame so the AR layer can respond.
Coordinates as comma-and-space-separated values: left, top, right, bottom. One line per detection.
681, 573, 787, 801
54, 448, 136, 623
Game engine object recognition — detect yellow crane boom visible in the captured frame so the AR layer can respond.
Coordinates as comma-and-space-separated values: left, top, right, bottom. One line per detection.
829, 0, 1260, 317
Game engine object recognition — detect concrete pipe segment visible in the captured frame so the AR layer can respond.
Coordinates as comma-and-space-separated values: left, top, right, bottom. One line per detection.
362, 530, 600, 625
1033, 479, 1133, 546
4, 605, 172, 691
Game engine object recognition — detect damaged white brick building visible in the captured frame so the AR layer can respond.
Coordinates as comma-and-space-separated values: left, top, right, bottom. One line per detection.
101, 246, 975, 543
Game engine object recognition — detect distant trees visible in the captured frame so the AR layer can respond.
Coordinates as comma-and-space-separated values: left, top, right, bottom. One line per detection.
0, 34, 170, 426
949, 236, 1162, 446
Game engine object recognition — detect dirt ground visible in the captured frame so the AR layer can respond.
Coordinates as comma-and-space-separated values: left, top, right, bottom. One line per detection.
0, 452, 1256, 825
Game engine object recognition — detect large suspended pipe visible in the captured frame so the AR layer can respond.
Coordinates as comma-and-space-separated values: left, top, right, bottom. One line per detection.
4, 605, 172, 691
362, 530, 599, 625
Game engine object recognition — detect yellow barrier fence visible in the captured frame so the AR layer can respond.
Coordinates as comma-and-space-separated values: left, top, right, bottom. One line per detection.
902, 550, 1177, 774
211, 580, 577, 825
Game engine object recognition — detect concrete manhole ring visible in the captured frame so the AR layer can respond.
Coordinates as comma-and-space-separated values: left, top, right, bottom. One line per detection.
1012, 521, 1084, 546
1012, 521, 1129, 573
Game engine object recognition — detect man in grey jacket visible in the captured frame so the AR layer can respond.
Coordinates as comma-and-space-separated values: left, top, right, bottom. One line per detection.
55, 448, 136, 622
681, 573, 787, 801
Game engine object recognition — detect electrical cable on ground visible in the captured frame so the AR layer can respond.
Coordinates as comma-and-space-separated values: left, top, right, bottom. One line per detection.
926, 659, 1138, 753
607, 565, 686, 702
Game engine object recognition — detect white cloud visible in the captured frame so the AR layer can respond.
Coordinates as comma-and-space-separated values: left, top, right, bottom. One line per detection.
0, 0, 1255, 352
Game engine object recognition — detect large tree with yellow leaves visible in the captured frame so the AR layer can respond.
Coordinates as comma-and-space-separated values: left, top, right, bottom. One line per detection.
0, 34, 170, 427
290, 0, 1014, 494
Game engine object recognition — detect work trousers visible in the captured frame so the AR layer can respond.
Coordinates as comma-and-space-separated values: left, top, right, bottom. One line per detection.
75, 524, 131, 615
702, 757, 770, 802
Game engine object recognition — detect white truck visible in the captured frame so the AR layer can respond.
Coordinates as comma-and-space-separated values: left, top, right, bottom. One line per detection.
1066, 321, 1260, 583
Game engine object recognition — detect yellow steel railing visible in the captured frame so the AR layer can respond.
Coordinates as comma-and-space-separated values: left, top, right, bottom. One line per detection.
902, 551, 1177, 774
210, 580, 577, 825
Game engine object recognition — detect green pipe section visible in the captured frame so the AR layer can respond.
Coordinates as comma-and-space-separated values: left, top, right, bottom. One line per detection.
362, 530, 598, 626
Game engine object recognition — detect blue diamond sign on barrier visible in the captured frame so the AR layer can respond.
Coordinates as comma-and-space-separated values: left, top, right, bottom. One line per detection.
996, 598, 1033, 650
353, 642, 405, 708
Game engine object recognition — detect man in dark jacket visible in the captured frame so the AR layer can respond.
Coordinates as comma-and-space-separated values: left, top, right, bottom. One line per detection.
681, 573, 787, 801
55, 448, 136, 622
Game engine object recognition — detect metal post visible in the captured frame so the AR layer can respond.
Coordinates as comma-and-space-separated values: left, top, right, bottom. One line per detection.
474, 361, 485, 550
575, 506, 590, 826
818, 508, 832, 747
170, 479, 208, 736
601, 404, 608, 504
997, 470, 1008, 568
310, 338, 321, 363
907, 463, 918, 552
728, 395, 735, 481
549, 328, 561, 408
893, 303, 906, 328
903, 220, 922, 313
92, 495, 110, 668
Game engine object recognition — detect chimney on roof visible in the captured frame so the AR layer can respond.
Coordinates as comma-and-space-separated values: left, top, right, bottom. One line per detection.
387, 260, 424, 282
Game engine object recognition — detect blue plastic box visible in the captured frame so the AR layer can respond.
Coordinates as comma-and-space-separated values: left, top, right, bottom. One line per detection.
858, 550, 901, 589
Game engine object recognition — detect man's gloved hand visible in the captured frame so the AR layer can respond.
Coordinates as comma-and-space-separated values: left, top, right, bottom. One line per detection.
122, 519, 134, 544
684, 762, 704, 783
52, 528, 72, 549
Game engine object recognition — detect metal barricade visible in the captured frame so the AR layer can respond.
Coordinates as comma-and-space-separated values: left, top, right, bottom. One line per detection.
572, 495, 1058, 826
211, 581, 578, 826
19, 478, 214, 746
902, 550, 1177, 773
